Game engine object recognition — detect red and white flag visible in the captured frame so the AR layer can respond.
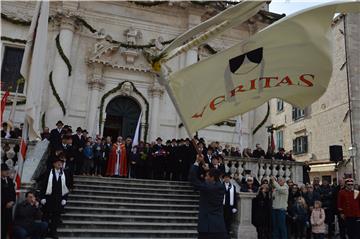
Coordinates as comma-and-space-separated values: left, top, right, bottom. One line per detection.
15, 138, 27, 196
1, 90, 10, 123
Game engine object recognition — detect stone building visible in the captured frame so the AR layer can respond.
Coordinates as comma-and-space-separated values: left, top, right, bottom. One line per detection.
1, 1, 283, 147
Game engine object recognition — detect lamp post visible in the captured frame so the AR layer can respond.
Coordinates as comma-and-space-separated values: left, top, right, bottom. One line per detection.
348, 145, 357, 182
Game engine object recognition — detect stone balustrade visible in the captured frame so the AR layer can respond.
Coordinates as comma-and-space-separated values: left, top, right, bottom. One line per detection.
223, 156, 304, 184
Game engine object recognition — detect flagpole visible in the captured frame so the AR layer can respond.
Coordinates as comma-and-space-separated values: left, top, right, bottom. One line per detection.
157, 66, 201, 155
8, 78, 23, 123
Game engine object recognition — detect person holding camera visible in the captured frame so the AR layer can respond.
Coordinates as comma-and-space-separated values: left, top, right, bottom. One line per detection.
13, 191, 48, 239
271, 176, 289, 239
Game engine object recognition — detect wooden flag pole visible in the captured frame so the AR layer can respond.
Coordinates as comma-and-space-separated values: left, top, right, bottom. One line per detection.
156, 65, 202, 155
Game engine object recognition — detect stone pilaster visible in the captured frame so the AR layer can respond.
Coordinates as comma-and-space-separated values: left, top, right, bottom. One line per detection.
148, 85, 164, 141
87, 63, 105, 137
47, 11, 79, 126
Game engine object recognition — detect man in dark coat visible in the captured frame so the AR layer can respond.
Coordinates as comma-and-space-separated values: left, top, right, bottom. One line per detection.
72, 127, 86, 175
1, 163, 16, 239
40, 157, 69, 239
189, 155, 228, 239
151, 137, 166, 180
49, 121, 66, 151
253, 144, 266, 159
13, 191, 48, 239
223, 173, 237, 235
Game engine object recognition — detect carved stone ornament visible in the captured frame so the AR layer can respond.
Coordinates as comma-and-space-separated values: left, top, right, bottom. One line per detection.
123, 26, 142, 45
121, 48, 139, 64
118, 82, 134, 96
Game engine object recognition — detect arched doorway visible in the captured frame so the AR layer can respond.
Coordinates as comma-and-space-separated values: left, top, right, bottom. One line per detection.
103, 96, 141, 142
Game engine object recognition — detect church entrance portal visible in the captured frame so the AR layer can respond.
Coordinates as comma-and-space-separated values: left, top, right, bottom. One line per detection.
103, 96, 141, 142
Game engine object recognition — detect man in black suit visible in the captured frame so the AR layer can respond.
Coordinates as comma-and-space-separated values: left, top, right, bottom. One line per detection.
189, 155, 228, 239
40, 157, 69, 239
223, 173, 237, 235
49, 121, 66, 151
72, 127, 86, 175
151, 137, 166, 180
1, 163, 16, 239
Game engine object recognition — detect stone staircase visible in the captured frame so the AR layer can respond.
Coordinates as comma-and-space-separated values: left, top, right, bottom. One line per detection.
58, 175, 199, 239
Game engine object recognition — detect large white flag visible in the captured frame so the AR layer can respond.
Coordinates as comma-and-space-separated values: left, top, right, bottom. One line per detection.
20, 1, 49, 140
132, 112, 142, 147
167, 1, 360, 135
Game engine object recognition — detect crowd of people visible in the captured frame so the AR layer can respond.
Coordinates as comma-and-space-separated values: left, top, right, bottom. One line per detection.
2, 120, 359, 239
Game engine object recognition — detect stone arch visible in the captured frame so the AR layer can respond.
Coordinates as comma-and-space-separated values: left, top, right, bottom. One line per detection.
99, 81, 149, 141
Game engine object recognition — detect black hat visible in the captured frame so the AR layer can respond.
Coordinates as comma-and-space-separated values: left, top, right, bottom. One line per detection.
52, 157, 64, 164
166, 140, 171, 144
56, 121, 64, 126
1, 163, 9, 171
76, 127, 82, 132
171, 139, 176, 142
82, 129, 88, 134
156, 137, 162, 142
223, 172, 232, 178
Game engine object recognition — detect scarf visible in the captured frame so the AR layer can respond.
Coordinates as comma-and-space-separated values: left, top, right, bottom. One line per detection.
223, 183, 235, 206
45, 169, 69, 196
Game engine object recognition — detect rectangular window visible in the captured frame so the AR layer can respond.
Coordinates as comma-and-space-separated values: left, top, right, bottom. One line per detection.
276, 131, 283, 149
293, 136, 308, 155
1, 46, 25, 93
277, 99, 284, 112
292, 107, 305, 121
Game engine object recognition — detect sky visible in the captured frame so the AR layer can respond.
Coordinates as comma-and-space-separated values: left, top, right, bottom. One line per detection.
269, 0, 335, 16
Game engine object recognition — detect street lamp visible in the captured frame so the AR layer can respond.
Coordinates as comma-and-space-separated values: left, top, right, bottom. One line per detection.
348, 145, 357, 181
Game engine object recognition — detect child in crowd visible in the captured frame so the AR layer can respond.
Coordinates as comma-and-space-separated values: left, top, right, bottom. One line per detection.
82, 141, 94, 175
310, 200, 326, 239
290, 196, 309, 239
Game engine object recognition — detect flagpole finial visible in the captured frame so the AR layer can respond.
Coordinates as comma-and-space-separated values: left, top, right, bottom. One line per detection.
152, 61, 162, 72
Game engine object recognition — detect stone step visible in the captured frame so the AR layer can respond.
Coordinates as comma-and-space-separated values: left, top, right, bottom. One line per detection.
61, 213, 198, 223
67, 194, 198, 204
75, 175, 191, 186
64, 206, 198, 216
60, 220, 197, 230
73, 177, 194, 190
58, 228, 198, 238
60, 238, 194, 239
73, 183, 196, 194
71, 189, 199, 199
67, 200, 198, 210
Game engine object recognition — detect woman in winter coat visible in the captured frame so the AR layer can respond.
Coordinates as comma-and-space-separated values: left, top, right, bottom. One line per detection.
252, 183, 272, 239
310, 200, 326, 239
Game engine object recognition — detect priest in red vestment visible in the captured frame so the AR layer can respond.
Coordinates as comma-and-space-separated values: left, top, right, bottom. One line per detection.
106, 136, 128, 177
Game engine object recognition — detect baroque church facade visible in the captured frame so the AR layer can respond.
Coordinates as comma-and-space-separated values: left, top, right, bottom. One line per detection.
1, 1, 283, 146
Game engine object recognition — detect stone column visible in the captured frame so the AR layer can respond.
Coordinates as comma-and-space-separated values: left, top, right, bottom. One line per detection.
148, 85, 164, 141
87, 64, 105, 137
47, 14, 78, 125
237, 192, 257, 239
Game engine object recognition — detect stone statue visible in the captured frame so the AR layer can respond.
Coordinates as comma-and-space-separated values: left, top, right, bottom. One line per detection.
124, 27, 142, 45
